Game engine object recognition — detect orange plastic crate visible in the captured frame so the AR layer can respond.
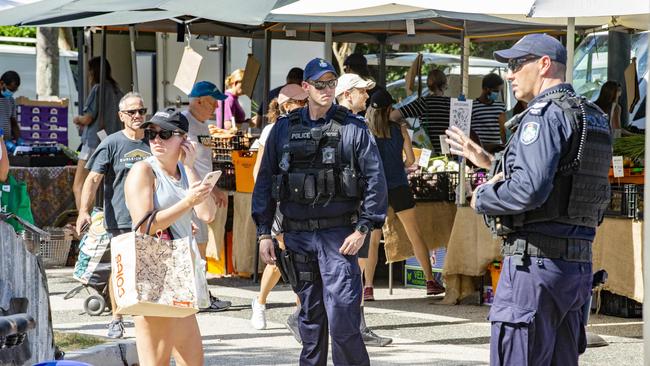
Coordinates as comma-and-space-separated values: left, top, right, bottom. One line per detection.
231, 150, 257, 193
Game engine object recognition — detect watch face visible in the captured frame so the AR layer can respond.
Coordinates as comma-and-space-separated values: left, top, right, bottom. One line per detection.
357, 225, 369, 234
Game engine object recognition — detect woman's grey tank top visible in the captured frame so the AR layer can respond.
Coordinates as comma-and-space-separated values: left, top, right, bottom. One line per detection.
146, 156, 193, 240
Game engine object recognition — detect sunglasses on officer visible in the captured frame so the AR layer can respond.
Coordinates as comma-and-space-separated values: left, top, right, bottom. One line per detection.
121, 108, 147, 116
307, 79, 338, 90
144, 128, 183, 141
507, 56, 540, 73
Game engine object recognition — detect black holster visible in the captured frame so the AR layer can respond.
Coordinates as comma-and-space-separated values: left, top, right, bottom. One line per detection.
275, 244, 319, 288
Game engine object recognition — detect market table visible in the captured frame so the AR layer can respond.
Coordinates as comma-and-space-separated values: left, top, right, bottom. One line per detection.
9, 166, 76, 228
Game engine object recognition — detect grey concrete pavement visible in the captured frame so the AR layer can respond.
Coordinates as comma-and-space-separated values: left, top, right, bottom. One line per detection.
46, 268, 643, 365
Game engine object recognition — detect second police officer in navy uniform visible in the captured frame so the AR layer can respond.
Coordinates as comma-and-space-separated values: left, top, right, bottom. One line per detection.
446, 34, 611, 365
252, 58, 387, 366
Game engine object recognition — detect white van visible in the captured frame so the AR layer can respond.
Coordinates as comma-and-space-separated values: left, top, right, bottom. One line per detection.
0, 37, 80, 149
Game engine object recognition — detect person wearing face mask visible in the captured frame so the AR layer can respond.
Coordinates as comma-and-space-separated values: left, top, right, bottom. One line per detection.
0, 71, 21, 141
470, 73, 507, 152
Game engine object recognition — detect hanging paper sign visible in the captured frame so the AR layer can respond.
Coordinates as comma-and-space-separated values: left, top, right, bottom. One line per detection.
612, 156, 624, 178
449, 98, 473, 136
439, 135, 450, 155
174, 46, 203, 95
418, 148, 432, 168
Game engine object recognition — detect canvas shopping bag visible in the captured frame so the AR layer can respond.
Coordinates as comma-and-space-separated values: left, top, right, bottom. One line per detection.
110, 210, 201, 318
73, 209, 111, 286
0, 175, 35, 233
410, 118, 434, 151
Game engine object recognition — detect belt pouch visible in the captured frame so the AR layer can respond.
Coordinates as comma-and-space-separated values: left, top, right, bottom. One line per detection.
304, 174, 316, 200
340, 167, 358, 198
271, 174, 285, 200
288, 173, 306, 202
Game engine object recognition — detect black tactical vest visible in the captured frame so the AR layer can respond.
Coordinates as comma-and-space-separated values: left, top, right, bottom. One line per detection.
271, 106, 363, 207
487, 90, 612, 235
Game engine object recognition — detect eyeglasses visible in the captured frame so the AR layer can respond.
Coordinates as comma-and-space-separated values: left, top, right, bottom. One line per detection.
307, 79, 338, 90
144, 129, 183, 141
121, 108, 147, 116
507, 56, 540, 73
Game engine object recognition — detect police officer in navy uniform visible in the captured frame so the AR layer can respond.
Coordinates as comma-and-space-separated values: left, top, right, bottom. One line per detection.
252, 58, 387, 366
445, 34, 611, 365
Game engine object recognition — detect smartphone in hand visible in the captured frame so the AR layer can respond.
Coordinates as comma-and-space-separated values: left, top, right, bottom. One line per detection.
201, 170, 222, 190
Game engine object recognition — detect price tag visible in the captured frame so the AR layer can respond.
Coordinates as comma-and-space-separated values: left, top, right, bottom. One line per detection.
612, 156, 624, 178
439, 135, 450, 154
418, 148, 432, 168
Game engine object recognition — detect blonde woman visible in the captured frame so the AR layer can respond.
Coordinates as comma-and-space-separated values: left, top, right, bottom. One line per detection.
124, 109, 216, 366
363, 89, 445, 300
251, 84, 307, 338
216, 68, 248, 129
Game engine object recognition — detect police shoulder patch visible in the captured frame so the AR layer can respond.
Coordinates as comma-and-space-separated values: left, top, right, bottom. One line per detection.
520, 121, 540, 145
528, 100, 551, 116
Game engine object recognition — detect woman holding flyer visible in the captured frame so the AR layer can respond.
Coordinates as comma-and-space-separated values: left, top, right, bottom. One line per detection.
362, 89, 445, 301
124, 109, 216, 365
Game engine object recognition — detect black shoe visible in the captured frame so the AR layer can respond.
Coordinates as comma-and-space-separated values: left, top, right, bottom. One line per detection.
199, 294, 232, 313
285, 313, 302, 344
361, 327, 393, 347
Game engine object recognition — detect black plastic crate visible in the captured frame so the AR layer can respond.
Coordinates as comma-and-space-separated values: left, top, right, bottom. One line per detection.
606, 184, 643, 220
408, 171, 459, 202
213, 162, 236, 191
598, 290, 642, 318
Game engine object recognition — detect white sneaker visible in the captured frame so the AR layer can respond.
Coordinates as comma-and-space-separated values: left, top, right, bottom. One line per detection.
251, 298, 267, 330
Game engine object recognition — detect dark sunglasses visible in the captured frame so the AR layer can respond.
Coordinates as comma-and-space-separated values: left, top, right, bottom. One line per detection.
121, 108, 147, 116
144, 129, 183, 141
507, 56, 540, 73
307, 79, 338, 90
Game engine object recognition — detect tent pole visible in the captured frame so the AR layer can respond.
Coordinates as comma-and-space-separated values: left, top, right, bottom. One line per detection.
324, 23, 333, 62
129, 25, 139, 92
642, 27, 650, 365
565, 17, 575, 83
378, 35, 387, 88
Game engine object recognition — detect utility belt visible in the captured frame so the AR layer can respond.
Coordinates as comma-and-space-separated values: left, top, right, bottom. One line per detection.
502, 233, 592, 265
274, 240, 319, 288
282, 213, 356, 232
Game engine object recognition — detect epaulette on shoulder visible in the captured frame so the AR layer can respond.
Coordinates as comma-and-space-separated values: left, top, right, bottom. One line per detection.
527, 99, 552, 116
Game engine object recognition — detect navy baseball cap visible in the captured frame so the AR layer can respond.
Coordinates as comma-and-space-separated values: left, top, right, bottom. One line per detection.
143, 108, 189, 133
304, 58, 338, 81
188, 81, 227, 100
494, 34, 567, 65
369, 89, 395, 108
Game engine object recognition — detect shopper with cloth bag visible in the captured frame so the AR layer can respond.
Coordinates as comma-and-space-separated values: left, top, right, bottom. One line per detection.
121, 108, 217, 366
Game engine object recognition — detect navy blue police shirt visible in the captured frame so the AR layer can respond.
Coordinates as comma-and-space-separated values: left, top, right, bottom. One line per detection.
252, 104, 388, 236
474, 83, 596, 241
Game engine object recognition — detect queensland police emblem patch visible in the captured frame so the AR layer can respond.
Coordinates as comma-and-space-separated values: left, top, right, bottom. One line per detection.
319, 59, 328, 68
520, 122, 540, 145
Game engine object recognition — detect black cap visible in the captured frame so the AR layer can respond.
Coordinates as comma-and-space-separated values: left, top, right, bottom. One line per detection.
369, 89, 395, 108
142, 108, 189, 133
344, 53, 368, 67
494, 33, 567, 65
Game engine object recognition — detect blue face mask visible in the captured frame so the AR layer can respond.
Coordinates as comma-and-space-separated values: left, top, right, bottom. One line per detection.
487, 91, 499, 102
2, 89, 13, 98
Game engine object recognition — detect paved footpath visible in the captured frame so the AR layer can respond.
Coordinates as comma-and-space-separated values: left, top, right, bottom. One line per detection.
47, 268, 643, 365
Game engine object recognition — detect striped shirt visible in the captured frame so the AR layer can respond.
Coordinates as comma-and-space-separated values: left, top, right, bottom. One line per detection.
0, 96, 15, 137
398, 95, 450, 154
471, 100, 505, 145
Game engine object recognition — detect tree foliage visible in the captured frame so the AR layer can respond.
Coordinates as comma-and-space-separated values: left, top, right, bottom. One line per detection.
0, 26, 37, 38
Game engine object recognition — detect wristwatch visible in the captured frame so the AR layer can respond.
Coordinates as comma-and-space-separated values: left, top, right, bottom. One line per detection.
355, 224, 369, 235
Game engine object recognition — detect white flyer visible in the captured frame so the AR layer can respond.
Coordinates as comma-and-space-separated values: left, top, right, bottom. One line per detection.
449, 98, 473, 136
439, 135, 450, 154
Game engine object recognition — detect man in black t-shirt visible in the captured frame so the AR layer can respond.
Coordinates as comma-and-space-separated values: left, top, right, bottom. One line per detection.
75, 92, 151, 339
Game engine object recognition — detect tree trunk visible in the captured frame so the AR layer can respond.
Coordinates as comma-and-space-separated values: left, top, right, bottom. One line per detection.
332, 42, 356, 73
58, 27, 74, 51
36, 27, 59, 99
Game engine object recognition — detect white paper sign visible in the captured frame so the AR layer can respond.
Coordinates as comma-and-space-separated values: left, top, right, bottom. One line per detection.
174, 46, 203, 95
418, 148, 432, 168
439, 135, 450, 155
449, 98, 473, 136
96, 129, 107, 141
612, 156, 624, 178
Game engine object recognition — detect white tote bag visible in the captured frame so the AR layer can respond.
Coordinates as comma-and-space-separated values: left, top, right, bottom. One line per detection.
110, 210, 205, 317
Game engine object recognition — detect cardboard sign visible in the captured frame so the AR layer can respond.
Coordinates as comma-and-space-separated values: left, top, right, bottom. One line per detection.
418, 148, 432, 168
174, 46, 203, 95
449, 98, 473, 136
612, 156, 624, 178
241, 54, 261, 99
